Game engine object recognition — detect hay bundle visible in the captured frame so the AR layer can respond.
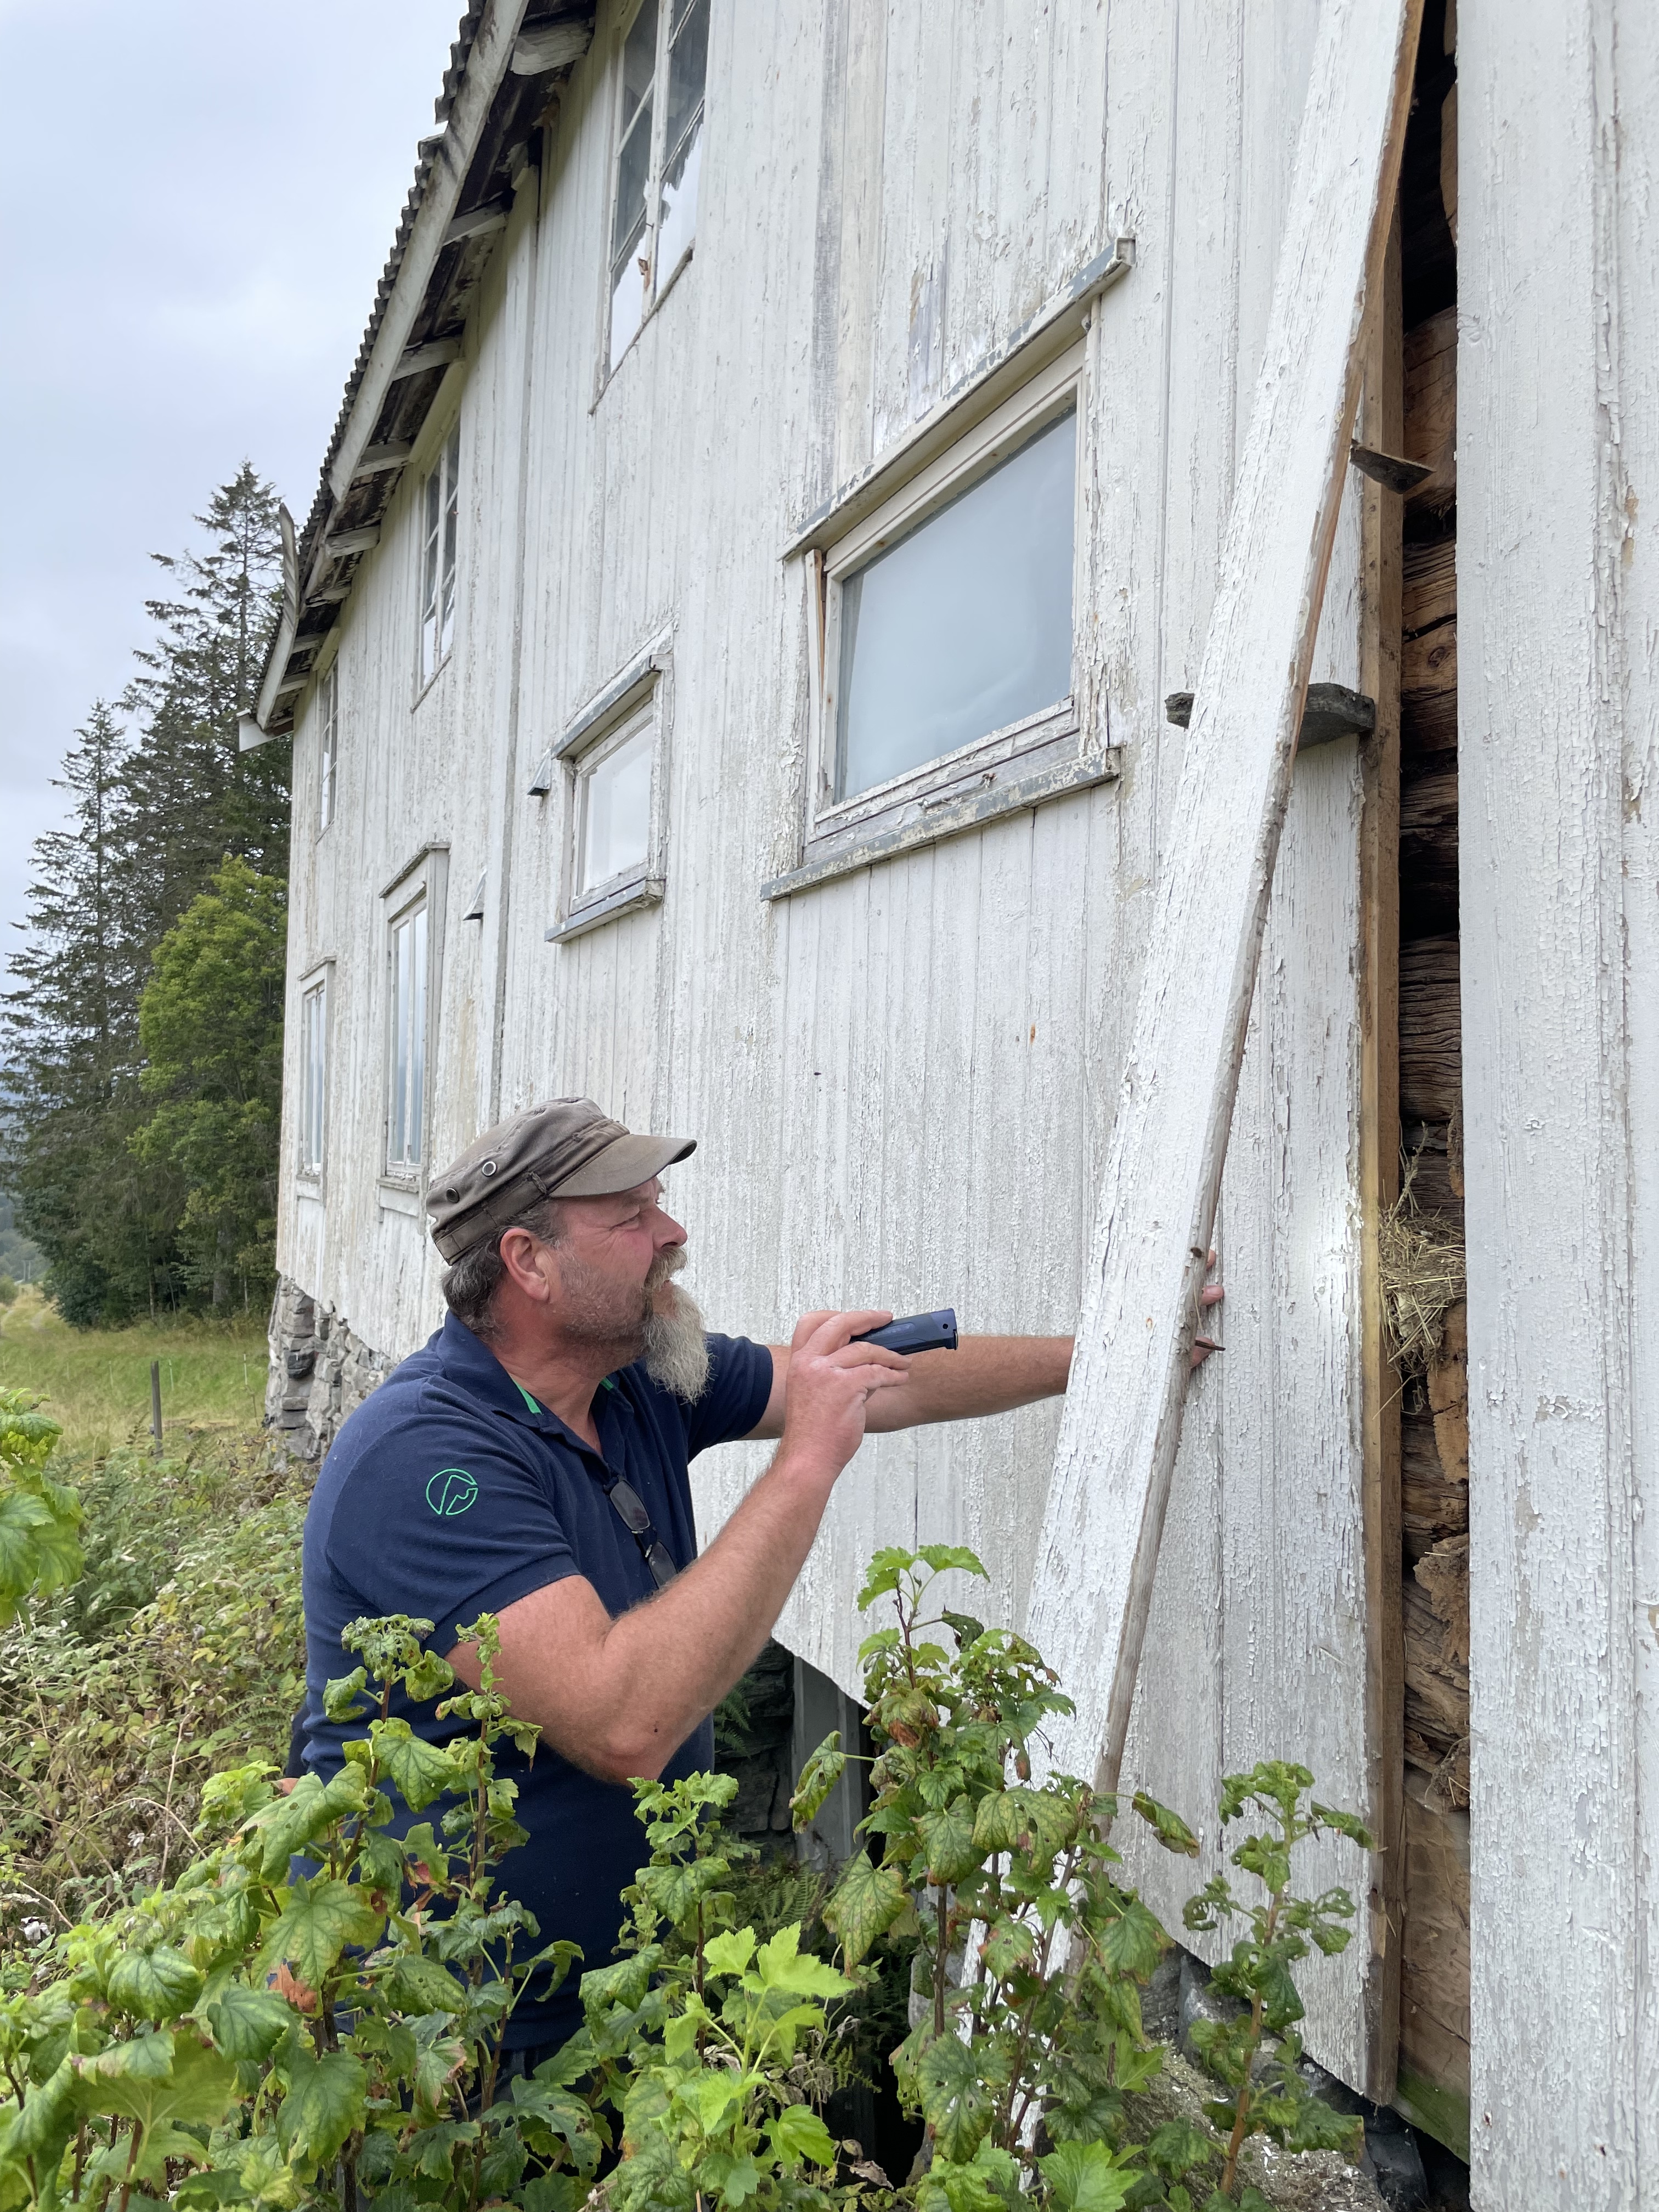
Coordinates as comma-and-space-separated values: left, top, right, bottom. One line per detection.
1380, 1150, 1467, 1377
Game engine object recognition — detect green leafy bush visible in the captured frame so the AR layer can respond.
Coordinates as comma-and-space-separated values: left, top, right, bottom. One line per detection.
0, 1438, 306, 1937
572, 1770, 860, 2212
0, 1393, 77, 1631
806, 1545, 1198, 2212
0, 1538, 1376, 2212
1181, 1764, 1375, 2201
0, 1613, 597, 2212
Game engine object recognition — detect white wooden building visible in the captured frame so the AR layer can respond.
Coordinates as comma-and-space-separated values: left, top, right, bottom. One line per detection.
243, 2, 1659, 2200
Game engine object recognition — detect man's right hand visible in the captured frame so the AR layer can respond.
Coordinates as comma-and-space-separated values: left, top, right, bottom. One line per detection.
776, 1309, 909, 1483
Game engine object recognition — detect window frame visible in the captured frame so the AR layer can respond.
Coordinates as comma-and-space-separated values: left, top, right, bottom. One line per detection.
416, 421, 462, 695
600, 0, 710, 386
296, 963, 332, 1192
807, 340, 1088, 860
317, 663, 339, 836
377, 844, 449, 1199
544, 647, 671, 943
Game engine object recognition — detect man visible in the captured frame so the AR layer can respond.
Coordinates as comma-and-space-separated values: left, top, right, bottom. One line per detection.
298, 1097, 1220, 2064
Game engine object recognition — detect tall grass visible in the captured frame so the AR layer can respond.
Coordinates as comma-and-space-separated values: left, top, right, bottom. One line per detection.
0, 1288, 268, 1451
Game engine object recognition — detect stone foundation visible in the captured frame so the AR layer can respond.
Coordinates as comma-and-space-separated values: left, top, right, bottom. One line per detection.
266, 1273, 393, 1460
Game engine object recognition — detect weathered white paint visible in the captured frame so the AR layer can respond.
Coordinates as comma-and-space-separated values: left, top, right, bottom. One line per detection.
1460, 1, 1659, 2202
279, 0, 1392, 2095
1024, 0, 1415, 1786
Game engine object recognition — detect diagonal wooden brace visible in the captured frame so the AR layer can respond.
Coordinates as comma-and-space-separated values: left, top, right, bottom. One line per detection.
1026, 0, 1424, 1800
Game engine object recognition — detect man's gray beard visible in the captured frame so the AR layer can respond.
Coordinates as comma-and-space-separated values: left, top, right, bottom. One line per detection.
554, 1239, 710, 1401
639, 1249, 711, 1402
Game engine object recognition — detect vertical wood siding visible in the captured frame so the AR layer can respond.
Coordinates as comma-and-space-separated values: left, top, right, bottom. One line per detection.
276, 0, 1381, 2089
1460, 0, 1658, 2200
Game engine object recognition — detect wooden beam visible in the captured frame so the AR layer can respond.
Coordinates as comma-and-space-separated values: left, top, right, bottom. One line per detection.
443, 200, 510, 247
511, 20, 590, 72
352, 442, 414, 477
387, 336, 461, 383
1355, 208, 1406, 2108
1025, 0, 1424, 1802
321, 526, 381, 561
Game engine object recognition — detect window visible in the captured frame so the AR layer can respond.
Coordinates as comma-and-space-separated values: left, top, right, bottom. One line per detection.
386, 899, 429, 1172
418, 424, 461, 686
544, 648, 670, 943
577, 716, 653, 895
317, 665, 338, 833
607, 0, 709, 371
298, 976, 327, 1177
786, 338, 1096, 882
836, 408, 1077, 800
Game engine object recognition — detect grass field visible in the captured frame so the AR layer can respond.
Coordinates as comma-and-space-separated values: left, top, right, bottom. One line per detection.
0, 1288, 269, 1452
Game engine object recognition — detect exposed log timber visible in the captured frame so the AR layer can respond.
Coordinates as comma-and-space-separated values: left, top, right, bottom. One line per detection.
1416, 1532, 1470, 1666
1399, 766, 1459, 933
1402, 306, 1455, 509
1402, 534, 1456, 633
1403, 1407, 1468, 1560
1399, 934, 1462, 1119
1404, 1573, 1469, 1788
1426, 1298, 1469, 1481
1398, 1773, 1470, 2123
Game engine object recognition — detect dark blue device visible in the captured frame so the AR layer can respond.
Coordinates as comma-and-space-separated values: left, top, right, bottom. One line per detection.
851, 1308, 958, 1354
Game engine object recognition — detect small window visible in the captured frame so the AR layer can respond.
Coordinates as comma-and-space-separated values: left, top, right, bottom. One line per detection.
299, 977, 328, 1177
607, 0, 709, 372
577, 715, 654, 895
387, 899, 429, 1172
317, 665, 339, 834
545, 653, 670, 944
801, 342, 1087, 868
418, 424, 461, 687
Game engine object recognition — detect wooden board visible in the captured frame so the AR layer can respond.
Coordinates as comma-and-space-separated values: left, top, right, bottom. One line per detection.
1024, 0, 1422, 1804
1460, 0, 1659, 2198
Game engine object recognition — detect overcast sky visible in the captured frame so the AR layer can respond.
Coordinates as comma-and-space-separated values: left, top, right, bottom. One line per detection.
0, 0, 465, 948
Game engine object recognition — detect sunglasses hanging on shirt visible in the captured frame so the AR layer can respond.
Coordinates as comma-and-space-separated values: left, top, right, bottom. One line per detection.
600, 1472, 678, 1588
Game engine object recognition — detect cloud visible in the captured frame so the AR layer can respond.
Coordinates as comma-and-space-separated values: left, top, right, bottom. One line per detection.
0, 0, 464, 944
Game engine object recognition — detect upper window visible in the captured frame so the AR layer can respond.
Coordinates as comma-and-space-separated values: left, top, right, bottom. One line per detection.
386, 897, 429, 1173
419, 424, 461, 687
607, 0, 709, 372
317, 665, 339, 834
299, 975, 327, 1178
803, 341, 1086, 866
836, 409, 1077, 801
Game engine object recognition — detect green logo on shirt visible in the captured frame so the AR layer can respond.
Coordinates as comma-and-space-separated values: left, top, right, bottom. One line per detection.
426, 1466, 478, 1517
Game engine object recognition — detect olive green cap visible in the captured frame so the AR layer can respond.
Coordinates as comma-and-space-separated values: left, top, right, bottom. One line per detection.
426, 1097, 695, 1262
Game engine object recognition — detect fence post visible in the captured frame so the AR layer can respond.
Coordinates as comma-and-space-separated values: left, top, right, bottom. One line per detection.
150, 1359, 163, 1458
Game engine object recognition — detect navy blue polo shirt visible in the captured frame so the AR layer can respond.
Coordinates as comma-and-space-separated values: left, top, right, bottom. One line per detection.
299, 1311, 774, 2050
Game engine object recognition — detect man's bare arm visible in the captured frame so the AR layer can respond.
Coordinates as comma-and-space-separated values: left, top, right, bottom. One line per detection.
746, 1268, 1224, 1438
747, 1334, 1073, 1440
446, 1311, 905, 1784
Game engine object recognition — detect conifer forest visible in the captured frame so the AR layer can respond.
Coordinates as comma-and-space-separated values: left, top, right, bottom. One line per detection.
3, 469, 290, 1324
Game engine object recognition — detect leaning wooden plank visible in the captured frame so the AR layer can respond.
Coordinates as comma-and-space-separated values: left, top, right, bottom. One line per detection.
1026, 0, 1423, 1797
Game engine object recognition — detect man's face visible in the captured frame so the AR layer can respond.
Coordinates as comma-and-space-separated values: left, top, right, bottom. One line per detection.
545, 1179, 689, 1352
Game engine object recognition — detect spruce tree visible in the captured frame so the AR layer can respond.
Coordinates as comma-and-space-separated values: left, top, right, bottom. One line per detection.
119, 464, 290, 949
1, 706, 178, 1322
3, 466, 291, 1323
